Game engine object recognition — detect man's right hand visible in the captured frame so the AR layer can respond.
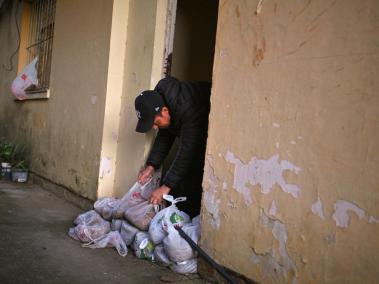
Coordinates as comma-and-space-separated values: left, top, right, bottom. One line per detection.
138, 165, 155, 185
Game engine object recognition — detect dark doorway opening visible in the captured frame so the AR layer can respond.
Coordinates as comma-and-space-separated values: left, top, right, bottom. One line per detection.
162, 0, 219, 210
170, 0, 219, 82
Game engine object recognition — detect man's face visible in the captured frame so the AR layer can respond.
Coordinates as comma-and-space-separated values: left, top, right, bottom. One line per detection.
153, 107, 170, 130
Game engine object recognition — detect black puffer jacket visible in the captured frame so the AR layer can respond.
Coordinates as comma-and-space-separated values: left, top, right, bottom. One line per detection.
146, 77, 211, 190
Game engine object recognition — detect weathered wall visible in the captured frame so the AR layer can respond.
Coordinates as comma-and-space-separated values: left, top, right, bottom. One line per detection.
97, 0, 130, 198
0, 1, 21, 127
0, 0, 114, 200
113, 0, 158, 196
201, 0, 379, 283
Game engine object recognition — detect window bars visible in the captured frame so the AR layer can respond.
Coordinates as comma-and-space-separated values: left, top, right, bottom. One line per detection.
25, 0, 56, 93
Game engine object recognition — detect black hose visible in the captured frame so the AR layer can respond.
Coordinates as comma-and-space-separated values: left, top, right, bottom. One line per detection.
175, 227, 237, 284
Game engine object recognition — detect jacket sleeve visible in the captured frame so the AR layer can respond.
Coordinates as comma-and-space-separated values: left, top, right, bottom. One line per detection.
146, 129, 176, 169
162, 105, 209, 190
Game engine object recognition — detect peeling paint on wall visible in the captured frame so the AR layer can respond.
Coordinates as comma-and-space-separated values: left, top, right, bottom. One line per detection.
99, 157, 112, 179
225, 151, 301, 205
203, 157, 221, 229
269, 200, 277, 216
332, 200, 365, 228
311, 197, 325, 220
251, 211, 297, 283
204, 189, 221, 229
368, 216, 379, 224
222, 181, 227, 191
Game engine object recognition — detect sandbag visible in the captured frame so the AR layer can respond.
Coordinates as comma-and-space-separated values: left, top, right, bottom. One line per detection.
120, 220, 139, 246
94, 197, 120, 221
112, 172, 161, 219
124, 200, 158, 231
111, 219, 123, 231
170, 259, 197, 274
68, 210, 111, 242
82, 231, 127, 257
73, 210, 103, 225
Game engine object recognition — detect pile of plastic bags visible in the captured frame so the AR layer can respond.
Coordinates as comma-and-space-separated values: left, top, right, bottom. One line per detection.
68, 174, 200, 275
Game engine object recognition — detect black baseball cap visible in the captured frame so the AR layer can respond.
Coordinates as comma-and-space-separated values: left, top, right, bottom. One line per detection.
135, 90, 164, 133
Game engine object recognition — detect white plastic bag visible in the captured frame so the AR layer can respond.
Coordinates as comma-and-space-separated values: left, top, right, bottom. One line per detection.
161, 195, 190, 231
182, 223, 200, 245
162, 212, 200, 263
148, 209, 167, 245
82, 231, 127, 257
94, 197, 120, 221
154, 245, 171, 266
149, 195, 189, 245
132, 231, 155, 260
68, 210, 111, 242
113, 172, 161, 219
124, 200, 158, 231
73, 210, 103, 225
170, 259, 197, 274
163, 225, 195, 263
120, 220, 139, 246
111, 219, 123, 231
11, 57, 39, 100
192, 215, 201, 227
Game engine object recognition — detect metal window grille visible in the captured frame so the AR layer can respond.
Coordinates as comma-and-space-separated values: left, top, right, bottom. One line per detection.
25, 0, 56, 93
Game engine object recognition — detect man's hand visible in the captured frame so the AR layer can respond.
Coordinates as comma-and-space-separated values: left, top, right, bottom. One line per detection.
150, 185, 171, 205
138, 165, 155, 185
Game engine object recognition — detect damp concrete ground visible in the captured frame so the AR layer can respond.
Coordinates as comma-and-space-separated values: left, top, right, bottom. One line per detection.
0, 180, 204, 284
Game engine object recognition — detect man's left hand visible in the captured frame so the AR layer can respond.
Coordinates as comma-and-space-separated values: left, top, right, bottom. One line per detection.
150, 185, 171, 205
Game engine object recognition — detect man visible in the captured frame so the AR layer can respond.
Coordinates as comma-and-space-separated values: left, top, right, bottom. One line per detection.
135, 77, 211, 218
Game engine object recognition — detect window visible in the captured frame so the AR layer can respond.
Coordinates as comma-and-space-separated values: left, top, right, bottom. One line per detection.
23, 0, 56, 96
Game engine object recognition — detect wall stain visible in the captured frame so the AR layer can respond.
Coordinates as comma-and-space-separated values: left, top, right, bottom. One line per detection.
251, 210, 297, 283
252, 16, 266, 67
299, 40, 307, 47
203, 156, 221, 229
235, 4, 240, 18
308, 23, 319, 32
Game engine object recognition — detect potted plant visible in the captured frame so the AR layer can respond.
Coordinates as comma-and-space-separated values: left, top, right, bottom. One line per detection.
0, 141, 13, 180
10, 143, 30, 183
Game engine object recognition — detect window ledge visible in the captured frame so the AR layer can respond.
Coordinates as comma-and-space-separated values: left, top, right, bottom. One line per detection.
14, 89, 50, 101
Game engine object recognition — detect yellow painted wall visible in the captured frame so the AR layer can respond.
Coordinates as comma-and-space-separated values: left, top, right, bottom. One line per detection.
201, 0, 379, 283
113, 0, 159, 196
0, 0, 114, 200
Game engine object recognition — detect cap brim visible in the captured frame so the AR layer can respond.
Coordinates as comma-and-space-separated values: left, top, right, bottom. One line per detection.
136, 117, 155, 133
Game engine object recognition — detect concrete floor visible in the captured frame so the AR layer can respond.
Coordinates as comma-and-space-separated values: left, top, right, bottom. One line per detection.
0, 180, 204, 284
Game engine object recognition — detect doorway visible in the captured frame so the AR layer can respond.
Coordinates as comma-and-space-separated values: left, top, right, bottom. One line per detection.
170, 0, 219, 82
162, 0, 219, 203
